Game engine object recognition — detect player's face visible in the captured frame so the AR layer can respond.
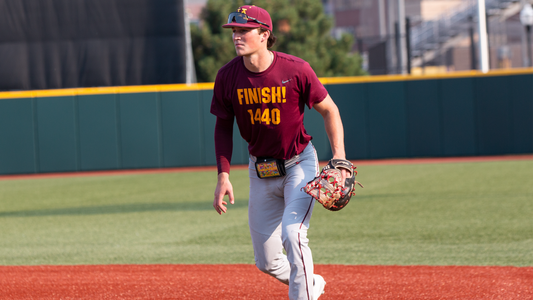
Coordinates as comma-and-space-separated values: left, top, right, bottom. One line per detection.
232, 27, 264, 56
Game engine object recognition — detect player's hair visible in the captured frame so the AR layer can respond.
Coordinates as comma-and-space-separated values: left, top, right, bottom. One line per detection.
258, 28, 277, 48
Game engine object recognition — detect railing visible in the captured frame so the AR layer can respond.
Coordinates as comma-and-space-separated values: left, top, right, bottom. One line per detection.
410, 0, 515, 57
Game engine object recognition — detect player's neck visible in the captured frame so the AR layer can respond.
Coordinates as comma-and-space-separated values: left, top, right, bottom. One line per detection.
243, 49, 273, 73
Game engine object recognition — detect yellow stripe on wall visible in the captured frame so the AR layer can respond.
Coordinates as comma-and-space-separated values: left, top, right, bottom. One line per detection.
0, 82, 215, 99
319, 67, 533, 85
1, 68, 532, 99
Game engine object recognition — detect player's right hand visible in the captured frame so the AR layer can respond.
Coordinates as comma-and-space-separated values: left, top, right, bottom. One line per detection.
213, 172, 234, 215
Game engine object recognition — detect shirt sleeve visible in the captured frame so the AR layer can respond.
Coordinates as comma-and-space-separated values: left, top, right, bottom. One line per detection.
214, 116, 233, 174
300, 62, 328, 109
210, 70, 234, 120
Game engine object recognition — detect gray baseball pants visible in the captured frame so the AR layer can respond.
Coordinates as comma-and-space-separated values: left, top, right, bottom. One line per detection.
248, 142, 319, 300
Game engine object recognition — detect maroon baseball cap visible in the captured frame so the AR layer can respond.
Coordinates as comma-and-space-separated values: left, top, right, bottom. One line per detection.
222, 5, 273, 31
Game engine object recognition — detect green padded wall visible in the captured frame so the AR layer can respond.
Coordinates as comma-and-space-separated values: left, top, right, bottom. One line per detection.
406, 79, 442, 157
367, 81, 408, 159
35, 96, 78, 173
440, 78, 477, 156
303, 108, 329, 161
200, 89, 217, 166
160, 91, 203, 167
509, 74, 533, 154
475, 76, 513, 155
78, 94, 120, 171
1, 72, 532, 175
325, 83, 369, 159
0, 98, 36, 174
118, 93, 160, 169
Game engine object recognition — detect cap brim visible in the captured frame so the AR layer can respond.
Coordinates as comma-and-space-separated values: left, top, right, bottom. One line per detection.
222, 22, 261, 29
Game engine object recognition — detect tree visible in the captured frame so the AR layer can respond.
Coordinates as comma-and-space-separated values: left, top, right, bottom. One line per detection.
190, 0, 367, 82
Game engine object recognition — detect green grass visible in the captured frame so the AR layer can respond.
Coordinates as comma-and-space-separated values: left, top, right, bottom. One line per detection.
0, 159, 532, 266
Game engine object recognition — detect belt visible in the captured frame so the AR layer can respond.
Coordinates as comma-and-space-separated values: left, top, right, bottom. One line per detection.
250, 142, 311, 170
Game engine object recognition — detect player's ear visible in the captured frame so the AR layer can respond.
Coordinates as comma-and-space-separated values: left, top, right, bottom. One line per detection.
260, 29, 269, 42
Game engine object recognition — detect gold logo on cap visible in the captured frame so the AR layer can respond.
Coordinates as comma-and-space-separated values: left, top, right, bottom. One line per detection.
238, 7, 248, 14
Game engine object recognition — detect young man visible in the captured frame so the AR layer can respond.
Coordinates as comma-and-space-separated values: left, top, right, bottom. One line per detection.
211, 5, 348, 300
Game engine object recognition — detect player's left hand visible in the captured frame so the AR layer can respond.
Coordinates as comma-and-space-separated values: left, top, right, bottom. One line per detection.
333, 157, 348, 187
339, 168, 347, 187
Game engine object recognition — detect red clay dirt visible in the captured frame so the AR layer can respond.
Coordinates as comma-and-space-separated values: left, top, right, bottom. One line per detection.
1, 264, 531, 299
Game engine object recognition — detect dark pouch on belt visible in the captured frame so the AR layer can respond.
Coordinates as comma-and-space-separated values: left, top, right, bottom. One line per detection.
255, 157, 286, 179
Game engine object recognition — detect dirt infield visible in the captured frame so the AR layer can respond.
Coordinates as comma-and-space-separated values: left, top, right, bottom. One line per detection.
1, 264, 532, 299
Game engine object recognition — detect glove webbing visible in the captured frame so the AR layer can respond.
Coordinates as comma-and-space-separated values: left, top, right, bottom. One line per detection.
302, 171, 347, 199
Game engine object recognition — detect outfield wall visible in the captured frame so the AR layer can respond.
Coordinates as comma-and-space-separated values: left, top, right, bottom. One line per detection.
1, 69, 532, 175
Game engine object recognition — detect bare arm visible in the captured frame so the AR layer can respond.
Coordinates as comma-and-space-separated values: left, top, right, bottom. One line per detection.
313, 94, 349, 184
313, 94, 346, 160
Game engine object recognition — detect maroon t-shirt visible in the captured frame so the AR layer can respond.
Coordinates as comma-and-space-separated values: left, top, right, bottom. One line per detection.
210, 51, 328, 161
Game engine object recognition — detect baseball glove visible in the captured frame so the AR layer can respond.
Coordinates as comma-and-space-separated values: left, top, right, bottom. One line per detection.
302, 159, 363, 211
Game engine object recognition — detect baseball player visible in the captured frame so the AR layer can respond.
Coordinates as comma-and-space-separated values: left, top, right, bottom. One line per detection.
211, 5, 349, 300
